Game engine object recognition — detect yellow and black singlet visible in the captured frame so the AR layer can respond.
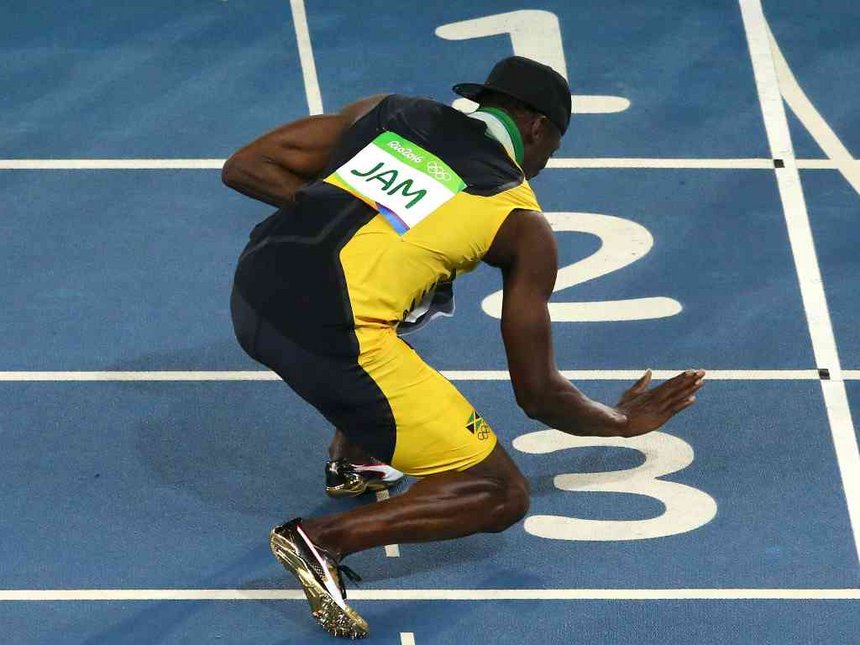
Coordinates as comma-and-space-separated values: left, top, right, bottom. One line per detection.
232, 95, 541, 473
235, 94, 540, 355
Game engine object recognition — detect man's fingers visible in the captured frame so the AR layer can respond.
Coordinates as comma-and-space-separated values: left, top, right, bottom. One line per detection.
665, 370, 698, 387
632, 369, 652, 392
655, 370, 705, 399
678, 378, 705, 398
660, 379, 704, 410
654, 383, 701, 410
671, 396, 697, 413
621, 370, 704, 416
618, 370, 653, 405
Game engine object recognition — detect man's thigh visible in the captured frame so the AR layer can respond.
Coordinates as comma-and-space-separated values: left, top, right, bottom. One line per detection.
243, 311, 498, 477
357, 328, 498, 477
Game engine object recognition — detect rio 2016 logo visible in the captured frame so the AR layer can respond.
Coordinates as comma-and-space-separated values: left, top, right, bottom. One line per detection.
387, 140, 423, 164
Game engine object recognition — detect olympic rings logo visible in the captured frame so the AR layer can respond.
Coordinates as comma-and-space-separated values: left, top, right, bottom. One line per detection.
426, 161, 452, 182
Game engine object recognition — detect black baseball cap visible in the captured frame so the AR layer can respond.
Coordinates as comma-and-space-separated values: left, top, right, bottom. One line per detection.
453, 56, 572, 134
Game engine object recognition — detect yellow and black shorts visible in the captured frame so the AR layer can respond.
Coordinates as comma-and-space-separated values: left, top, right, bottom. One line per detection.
231, 288, 496, 477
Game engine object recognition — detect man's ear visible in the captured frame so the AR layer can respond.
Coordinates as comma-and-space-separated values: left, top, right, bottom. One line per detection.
522, 114, 544, 145
537, 115, 556, 141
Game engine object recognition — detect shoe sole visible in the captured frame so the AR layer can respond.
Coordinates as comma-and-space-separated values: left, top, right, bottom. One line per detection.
270, 530, 369, 639
326, 477, 404, 499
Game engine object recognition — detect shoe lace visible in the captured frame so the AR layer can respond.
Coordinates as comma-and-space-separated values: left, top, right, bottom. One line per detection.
335, 563, 362, 598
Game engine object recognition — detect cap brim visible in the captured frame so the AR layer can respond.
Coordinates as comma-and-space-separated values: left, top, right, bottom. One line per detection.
451, 83, 487, 101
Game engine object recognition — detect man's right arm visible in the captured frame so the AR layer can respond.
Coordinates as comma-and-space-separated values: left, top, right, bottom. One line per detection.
484, 210, 704, 438
221, 94, 388, 207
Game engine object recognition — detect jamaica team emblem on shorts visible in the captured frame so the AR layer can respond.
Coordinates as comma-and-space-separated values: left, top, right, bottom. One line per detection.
466, 411, 491, 440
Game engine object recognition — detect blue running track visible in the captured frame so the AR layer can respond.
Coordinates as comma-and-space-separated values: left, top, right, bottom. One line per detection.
0, 1, 858, 643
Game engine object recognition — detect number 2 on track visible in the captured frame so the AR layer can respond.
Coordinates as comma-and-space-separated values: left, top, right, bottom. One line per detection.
481, 212, 683, 322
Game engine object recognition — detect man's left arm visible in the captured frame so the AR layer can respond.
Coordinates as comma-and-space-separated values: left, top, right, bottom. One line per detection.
221, 94, 389, 207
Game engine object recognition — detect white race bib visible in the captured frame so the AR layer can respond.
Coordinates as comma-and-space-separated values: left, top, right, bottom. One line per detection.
328, 131, 465, 235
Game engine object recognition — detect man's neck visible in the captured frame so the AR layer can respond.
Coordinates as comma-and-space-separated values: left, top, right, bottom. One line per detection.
467, 107, 524, 166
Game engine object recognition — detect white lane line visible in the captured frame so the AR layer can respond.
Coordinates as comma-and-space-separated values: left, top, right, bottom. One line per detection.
548, 158, 774, 169
740, 0, 860, 563
764, 22, 860, 196
796, 159, 856, 170
548, 159, 855, 169
400, 632, 416, 645
289, 0, 323, 115
375, 489, 401, 558
0, 158, 851, 170
0, 371, 283, 381
0, 370, 843, 382
0, 159, 226, 170
0, 589, 856, 601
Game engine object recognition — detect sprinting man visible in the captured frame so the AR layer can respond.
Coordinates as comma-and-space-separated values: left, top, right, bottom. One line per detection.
223, 56, 705, 639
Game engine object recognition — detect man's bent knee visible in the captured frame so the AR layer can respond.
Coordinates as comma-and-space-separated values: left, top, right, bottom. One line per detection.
458, 442, 530, 532
505, 478, 531, 527
485, 476, 530, 533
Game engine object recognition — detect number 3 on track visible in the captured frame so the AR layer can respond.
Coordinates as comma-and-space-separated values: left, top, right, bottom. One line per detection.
513, 429, 717, 541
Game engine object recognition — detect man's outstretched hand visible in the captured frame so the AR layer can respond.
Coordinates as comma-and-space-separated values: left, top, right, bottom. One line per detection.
615, 369, 705, 437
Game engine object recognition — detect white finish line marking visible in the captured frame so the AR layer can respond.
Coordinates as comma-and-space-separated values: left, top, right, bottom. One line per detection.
0, 158, 852, 170
0, 589, 856, 601
400, 632, 416, 645
0, 369, 849, 382
740, 0, 860, 564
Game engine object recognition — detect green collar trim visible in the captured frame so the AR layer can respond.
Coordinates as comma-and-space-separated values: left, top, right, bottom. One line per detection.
474, 107, 525, 166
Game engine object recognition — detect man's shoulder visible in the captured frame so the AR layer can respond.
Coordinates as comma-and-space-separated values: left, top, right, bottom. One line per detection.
348, 94, 524, 196
379, 94, 472, 127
